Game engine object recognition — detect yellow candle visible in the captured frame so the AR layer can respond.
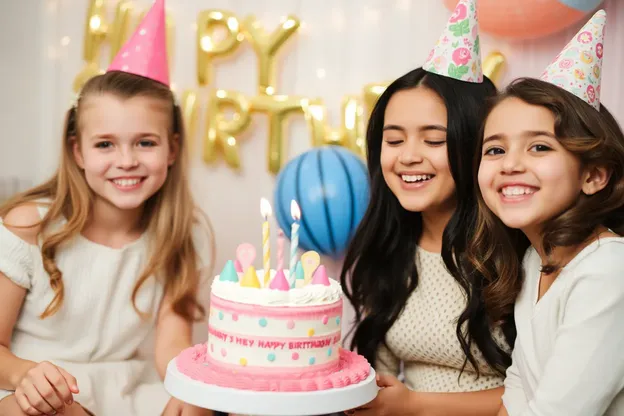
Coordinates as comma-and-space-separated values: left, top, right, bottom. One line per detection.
260, 198, 273, 286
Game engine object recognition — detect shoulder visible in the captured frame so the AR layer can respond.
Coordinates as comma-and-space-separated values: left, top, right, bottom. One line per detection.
572, 238, 624, 277
1, 203, 44, 245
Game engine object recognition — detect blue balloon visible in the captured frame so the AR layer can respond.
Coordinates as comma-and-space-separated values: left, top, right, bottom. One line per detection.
274, 146, 370, 258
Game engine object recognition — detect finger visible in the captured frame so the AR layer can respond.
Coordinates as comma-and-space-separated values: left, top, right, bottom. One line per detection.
32, 371, 65, 413
15, 392, 44, 415
57, 367, 79, 394
22, 382, 55, 415
44, 366, 74, 404
376, 374, 399, 387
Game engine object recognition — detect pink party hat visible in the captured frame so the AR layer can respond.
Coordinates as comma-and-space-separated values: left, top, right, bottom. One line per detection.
423, 0, 483, 83
540, 10, 606, 110
310, 265, 330, 286
107, 0, 169, 86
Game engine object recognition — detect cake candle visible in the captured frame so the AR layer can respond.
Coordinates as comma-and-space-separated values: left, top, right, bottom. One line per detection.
289, 200, 301, 281
260, 198, 272, 286
277, 229, 285, 271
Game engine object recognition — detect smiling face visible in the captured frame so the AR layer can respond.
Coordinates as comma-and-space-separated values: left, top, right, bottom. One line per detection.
73, 93, 177, 212
478, 97, 586, 234
380, 87, 456, 214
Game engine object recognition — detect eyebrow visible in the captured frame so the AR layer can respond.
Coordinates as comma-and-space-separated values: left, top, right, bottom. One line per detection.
382, 124, 447, 133
89, 132, 161, 141
483, 130, 556, 145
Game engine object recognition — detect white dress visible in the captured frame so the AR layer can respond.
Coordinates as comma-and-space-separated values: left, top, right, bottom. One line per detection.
0, 204, 211, 415
502, 237, 624, 416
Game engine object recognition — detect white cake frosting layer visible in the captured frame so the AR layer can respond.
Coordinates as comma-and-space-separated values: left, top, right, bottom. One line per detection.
211, 269, 342, 306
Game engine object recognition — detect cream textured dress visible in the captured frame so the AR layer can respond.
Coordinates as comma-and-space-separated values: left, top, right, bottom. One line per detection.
375, 246, 507, 392
0, 204, 211, 415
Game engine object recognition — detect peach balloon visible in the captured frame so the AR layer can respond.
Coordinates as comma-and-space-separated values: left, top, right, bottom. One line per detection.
442, 0, 604, 40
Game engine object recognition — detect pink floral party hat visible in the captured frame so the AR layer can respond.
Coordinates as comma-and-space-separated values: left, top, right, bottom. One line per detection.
423, 0, 483, 83
540, 9, 606, 110
107, 0, 169, 86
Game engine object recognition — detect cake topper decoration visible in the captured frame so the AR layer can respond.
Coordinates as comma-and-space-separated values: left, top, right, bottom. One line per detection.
219, 260, 239, 283
240, 266, 261, 288
236, 243, 256, 272
310, 265, 330, 286
269, 269, 290, 291
301, 251, 321, 285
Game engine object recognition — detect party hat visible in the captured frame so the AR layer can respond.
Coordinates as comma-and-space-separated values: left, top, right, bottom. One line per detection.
540, 10, 606, 110
107, 0, 169, 86
423, 0, 483, 83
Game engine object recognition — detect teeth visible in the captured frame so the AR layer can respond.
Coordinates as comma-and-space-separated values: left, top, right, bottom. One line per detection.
501, 186, 535, 196
401, 174, 433, 183
113, 178, 141, 187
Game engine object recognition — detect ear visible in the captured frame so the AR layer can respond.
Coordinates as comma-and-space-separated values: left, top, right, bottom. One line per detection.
72, 137, 85, 169
581, 164, 611, 195
168, 133, 180, 166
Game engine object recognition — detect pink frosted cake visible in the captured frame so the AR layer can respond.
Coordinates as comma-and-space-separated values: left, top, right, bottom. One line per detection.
176, 259, 371, 392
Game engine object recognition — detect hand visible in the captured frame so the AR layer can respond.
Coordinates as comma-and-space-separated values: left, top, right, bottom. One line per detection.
15, 361, 79, 416
346, 374, 420, 416
162, 397, 215, 416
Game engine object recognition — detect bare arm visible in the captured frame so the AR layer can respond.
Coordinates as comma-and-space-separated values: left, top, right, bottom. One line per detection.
153, 293, 195, 380
0, 275, 37, 390
0, 204, 42, 390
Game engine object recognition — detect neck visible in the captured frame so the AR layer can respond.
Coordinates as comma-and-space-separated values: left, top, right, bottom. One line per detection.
419, 204, 455, 253
86, 197, 144, 237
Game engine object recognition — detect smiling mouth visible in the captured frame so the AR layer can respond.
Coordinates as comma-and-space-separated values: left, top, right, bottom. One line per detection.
110, 177, 146, 189
500, 185, 538, 199
400, 174, 435, 184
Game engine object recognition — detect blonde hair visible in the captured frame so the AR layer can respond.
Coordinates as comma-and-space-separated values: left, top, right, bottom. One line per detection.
0, 71, 215, 321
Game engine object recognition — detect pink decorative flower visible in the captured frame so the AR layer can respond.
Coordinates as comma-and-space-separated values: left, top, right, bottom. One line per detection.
587, 85, 596, 103
577, 31, 593, 44
441, 36, 450, 45
596, 43, 603, 59
449, 4, 467, 23
426, 49, 435, 62
558, 58, 574, 69
452, 47, 471, 66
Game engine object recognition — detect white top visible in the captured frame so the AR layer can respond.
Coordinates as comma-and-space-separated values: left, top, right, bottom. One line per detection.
0, 204, 211, 415
502, 237, 624, 415
376, 247, 507, 392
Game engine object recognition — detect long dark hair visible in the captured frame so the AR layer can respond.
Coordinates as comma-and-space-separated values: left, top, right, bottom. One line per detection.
340, 67, 515, 378
468, 78, 624, 324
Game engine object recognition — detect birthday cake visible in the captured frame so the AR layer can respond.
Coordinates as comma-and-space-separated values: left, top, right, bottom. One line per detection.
175, 246, 371, 392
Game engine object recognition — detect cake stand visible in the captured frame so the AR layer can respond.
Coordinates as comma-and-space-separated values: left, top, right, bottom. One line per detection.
164, 359, 378, 416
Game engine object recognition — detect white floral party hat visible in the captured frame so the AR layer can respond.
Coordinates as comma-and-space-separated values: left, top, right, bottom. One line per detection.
540, 9, 606, 110
423, 0, 483, 83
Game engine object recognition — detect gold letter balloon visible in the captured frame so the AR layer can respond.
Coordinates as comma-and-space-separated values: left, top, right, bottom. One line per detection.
74, 2, 507, 174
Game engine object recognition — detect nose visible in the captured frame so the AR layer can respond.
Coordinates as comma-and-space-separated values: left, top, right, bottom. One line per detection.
398, 139, 424, 165
500, 149, 525, 174
116, 146, 138, 169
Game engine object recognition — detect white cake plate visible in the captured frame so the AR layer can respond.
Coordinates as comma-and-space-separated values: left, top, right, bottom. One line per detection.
164, 359, 378, 416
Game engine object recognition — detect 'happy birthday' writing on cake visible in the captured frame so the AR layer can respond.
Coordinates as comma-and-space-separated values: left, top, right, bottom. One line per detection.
209, 327, 340, 350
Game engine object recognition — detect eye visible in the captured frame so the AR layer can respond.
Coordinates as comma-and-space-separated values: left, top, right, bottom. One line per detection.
384, 138, 404, 146
425, 140, 446, 146
530, 144, 552, 152
95, 141, 112, 149
483, 146, 504, 156
138, 140, 157, 147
